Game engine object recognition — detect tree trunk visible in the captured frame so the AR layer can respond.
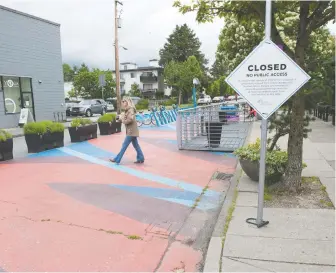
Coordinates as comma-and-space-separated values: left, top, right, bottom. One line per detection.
284, 96, 305, 192
283, 2, 310, 193
178, 90, 182, 105
269, 133, 281, 151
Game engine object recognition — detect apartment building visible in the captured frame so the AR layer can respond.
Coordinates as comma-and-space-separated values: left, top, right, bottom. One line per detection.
113, 59, 171, 98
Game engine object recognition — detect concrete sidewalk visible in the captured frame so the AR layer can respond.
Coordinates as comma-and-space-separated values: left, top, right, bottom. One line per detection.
204, 119, 335, 272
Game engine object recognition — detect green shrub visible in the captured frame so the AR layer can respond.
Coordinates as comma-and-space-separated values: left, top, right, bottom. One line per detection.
48, 122, 65, 133
136, 99, 149, 110
24, 122, 48, 135
234, 139, 288, 176
71, 118, 93, 127
98, 113, 117, 123
81, 118, 93, 125
0, 129, 12, 142
163, 98, 177, 106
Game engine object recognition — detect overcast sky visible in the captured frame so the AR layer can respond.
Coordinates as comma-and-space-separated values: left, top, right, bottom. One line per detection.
1, 0, 224, 70
1, 0, 335, 71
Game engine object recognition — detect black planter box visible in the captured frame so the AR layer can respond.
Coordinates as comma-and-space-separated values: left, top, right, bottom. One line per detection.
206, 122, 223, 148
0, 138, 13, 161
240, 159, 283, 186
25, 132, 65, 153
99, 122, 117, 135
69, 124, 98, 142
25, 134, 44, 153
43, 132, 64, 149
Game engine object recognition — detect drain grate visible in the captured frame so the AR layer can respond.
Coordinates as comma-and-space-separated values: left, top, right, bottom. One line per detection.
212, 172, 233, 181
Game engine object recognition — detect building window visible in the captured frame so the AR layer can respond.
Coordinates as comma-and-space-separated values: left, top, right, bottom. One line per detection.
3, 76, 21, 114
124, 65, 127, 70
143, 84, 153, 91
131, 72, 135, 78
2, 76, 34, 115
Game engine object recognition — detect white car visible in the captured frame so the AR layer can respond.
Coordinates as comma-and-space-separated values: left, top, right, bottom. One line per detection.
212, 96, 224, 103
197, 95, 212, 105
106, 101, 115, 112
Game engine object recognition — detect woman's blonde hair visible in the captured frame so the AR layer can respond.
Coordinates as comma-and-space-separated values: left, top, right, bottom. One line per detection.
123, 96, 136, 111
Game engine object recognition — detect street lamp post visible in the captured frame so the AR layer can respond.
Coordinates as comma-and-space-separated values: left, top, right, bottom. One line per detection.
192, 78, 200, 108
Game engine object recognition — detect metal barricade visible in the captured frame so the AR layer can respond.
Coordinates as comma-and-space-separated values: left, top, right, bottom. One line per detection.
176, 103, 251, 152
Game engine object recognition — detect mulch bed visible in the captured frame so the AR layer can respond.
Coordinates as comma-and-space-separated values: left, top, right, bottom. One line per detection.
265, 177, 334, 209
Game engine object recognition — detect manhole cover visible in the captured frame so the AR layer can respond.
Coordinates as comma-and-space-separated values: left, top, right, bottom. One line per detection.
213, 172, 233, 181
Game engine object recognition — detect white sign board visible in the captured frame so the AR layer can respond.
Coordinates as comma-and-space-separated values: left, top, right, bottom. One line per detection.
99, 74, 106, 87
18, 108, 35, 127
225, 39, 310, 119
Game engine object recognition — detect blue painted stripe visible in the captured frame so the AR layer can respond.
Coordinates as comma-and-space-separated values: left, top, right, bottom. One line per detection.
159, 197, 217, 210
28, 149, 69, 158
110, 184, 199, 200
59, 147, 219, 198
69, 142, 116, 158
109, 185, 217, 210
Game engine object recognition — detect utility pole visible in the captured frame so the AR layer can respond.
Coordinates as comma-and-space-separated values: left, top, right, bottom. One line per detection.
114, 0, 122, 114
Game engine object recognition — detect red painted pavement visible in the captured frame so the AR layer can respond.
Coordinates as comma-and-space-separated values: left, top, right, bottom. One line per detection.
0, 125, 237, 272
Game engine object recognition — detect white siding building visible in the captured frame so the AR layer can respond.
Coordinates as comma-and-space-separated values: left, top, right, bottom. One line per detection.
113, 59, 171, 98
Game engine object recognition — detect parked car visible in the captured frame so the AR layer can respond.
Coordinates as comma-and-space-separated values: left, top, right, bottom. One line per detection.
105, 100, 115, 112
197, 95, 212, 105
66, 100, 81, 116
70, 99, 107, 117
212, 96, 224, 103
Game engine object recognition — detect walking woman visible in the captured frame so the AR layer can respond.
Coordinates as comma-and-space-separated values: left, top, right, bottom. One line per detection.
110, 97, 145, 164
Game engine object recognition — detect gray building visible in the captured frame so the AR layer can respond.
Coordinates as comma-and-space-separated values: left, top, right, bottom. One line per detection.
0, 5, 64, 129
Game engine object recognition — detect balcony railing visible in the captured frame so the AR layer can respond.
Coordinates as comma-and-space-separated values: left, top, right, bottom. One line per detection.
140, 75, 158, 83
141, 88, 157, 93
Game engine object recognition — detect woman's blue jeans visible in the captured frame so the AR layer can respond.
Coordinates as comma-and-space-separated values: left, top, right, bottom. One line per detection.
114, 136, 145, 163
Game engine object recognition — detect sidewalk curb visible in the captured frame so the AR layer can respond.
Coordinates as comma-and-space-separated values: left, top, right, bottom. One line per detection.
203, 121, 253, 272
202, 165, 242, 272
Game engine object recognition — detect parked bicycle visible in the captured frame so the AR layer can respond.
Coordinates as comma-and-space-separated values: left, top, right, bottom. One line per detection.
136, 108, 158, 127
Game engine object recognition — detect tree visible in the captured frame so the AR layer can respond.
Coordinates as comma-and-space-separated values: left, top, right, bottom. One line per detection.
164, 56, 203, 104
129, 83, 142, 97
174, 0, 335, 192
212, 17, 264, 78
73, 67, 116, 99
63, 63, 74, 82
208, 76, 235, 98
103, 70, 116, 99
159, 24, 208, 69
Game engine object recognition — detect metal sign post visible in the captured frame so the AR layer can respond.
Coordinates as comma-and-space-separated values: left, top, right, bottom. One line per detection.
99, 74, 106, 100
254, 0, 272, 228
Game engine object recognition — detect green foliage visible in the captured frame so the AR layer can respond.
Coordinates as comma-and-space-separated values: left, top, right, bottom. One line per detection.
128, 83, 142, 98
71, 118, 93, 128
98, 113, 117, 123
0, 129, 12, 142
23, 121, 64, 135
24, 122, 47, 135
164, 56, 203, 104
234, 139, 288, 176
73, 67, 116, 99
156, 91, 164, 100
267, 108, 314, 151
63, 63, 74, 82
159, 24, 208, 69
136, 99, 149, 110
208, 76, 235, 98
163, 98, 177, 106
48, 122, 65, 133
